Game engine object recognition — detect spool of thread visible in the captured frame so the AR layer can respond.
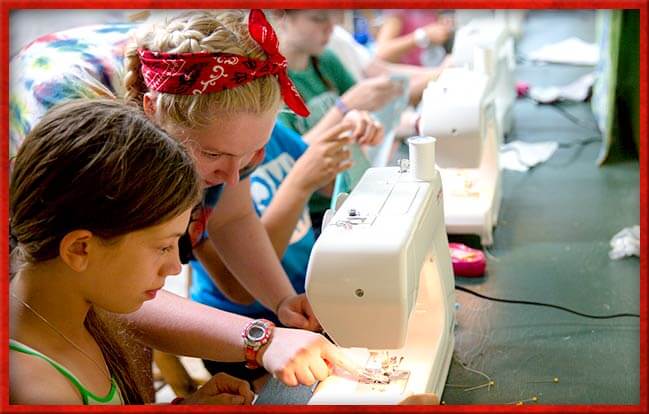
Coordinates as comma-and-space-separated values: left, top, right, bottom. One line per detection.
408, 136, 436, 181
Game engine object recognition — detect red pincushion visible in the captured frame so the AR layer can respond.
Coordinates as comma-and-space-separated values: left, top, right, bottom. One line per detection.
449, 243, 486, 277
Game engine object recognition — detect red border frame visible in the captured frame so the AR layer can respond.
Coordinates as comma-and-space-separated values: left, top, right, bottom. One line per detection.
0, 1, 646, 413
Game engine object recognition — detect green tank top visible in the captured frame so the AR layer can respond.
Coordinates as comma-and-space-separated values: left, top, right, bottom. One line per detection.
9, 338, 124, 405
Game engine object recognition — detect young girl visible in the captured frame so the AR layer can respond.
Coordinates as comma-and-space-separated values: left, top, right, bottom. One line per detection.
10, 10, 362, 390
9, 98, 253, 405
272, 9, 403, 232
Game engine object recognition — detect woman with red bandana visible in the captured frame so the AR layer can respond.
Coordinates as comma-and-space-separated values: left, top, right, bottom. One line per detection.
10, 9, 372, 399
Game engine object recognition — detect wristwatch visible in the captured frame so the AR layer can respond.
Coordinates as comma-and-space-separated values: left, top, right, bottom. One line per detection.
413, 28, 431, 49
242, 319, 275, 369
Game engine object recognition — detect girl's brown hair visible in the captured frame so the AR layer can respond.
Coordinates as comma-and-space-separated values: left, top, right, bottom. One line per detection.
10, 98, 202, 403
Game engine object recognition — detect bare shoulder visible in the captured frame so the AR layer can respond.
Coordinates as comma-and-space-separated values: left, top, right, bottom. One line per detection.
10, 348, 83, 405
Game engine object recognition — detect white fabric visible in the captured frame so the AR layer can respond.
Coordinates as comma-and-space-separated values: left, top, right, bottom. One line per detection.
499, 140, 559, 172
609, 225, 640, 260
527, 37, 600, 66
529, 72, 597, 103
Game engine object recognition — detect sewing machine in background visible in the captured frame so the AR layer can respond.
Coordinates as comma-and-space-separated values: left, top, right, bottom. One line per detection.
417, 16, 516, 245
306, 137, 456, 404
451, 16, 517, 136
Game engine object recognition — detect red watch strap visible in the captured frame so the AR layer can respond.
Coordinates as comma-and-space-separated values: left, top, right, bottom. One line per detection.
244, 347, 261, 369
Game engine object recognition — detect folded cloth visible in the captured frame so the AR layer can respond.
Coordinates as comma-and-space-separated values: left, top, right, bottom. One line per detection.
500, 140, 559, 172
609, 225, 640, 260
527, 37, 599, 66
529, 72, 597, 103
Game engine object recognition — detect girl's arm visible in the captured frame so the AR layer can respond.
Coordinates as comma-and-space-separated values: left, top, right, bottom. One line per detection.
121, 290, 354, 387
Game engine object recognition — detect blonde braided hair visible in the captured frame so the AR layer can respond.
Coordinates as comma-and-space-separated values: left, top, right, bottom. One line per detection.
123, 10, 281, 128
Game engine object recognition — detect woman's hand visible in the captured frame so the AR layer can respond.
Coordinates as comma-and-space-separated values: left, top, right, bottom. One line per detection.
341, 76, 404, 112
276, 293, 322, 332
181, 372, 254, 405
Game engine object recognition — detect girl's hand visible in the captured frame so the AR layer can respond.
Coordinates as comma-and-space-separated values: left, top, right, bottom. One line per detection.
343, 110, 384, 146
181, 372, 254, 405
259, 327, 359, 387
288, 123, 354, 196
341, 76, 404, 112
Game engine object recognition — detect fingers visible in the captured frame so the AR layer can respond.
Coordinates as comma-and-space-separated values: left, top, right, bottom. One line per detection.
301, 299, 323, 332
309, 355, 331, 382
348, 114, 380, 143
294, 364, 317, 386
210, 372, 252, 394
277, 347, 331, 387
213, 393, 247, 405
336, 159, 353, 174
357, 120, 384, 146
275, 369, 299, 387
279, 310, 310, 329
186, 373, 253, 405
236, 378, 254, 405
319, 342, 363, 378
322, 122, 355, 142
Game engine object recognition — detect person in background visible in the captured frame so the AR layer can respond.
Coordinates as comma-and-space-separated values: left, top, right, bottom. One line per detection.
272, 9, 404, 233
326, 18, 453, 139
374, 9, 454, 67
327, 16, 450, 107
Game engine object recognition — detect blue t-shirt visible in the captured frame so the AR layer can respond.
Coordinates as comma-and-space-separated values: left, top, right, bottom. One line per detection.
189, 123, 316, 322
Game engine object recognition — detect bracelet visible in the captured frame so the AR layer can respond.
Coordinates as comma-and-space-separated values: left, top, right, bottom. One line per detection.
334, 98, 350, 116
170, 397, 185, 405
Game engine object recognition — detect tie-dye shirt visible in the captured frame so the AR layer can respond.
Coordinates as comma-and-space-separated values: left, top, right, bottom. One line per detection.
9, 23, 258, 262
10, 23, 134, 158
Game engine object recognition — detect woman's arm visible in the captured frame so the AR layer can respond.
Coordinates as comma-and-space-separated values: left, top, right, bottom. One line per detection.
375, 16, 453, 65
203, 178, 319, 330
193, 239, 254, 305
205, 178, 297, 314
374, 15, 414, 63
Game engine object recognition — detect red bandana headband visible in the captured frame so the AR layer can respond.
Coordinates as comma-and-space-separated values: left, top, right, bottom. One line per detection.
138, 9, 309, 117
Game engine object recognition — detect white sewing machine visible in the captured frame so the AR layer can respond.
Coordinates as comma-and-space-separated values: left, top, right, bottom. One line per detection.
419, 67, 502, 246
454, 10, 527, 40
451, 16, 517, 136
416, 15, 516, 246
305, 137, 456, 404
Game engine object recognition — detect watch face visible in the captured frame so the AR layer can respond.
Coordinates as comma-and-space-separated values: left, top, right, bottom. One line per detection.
247, 325, 265, 341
